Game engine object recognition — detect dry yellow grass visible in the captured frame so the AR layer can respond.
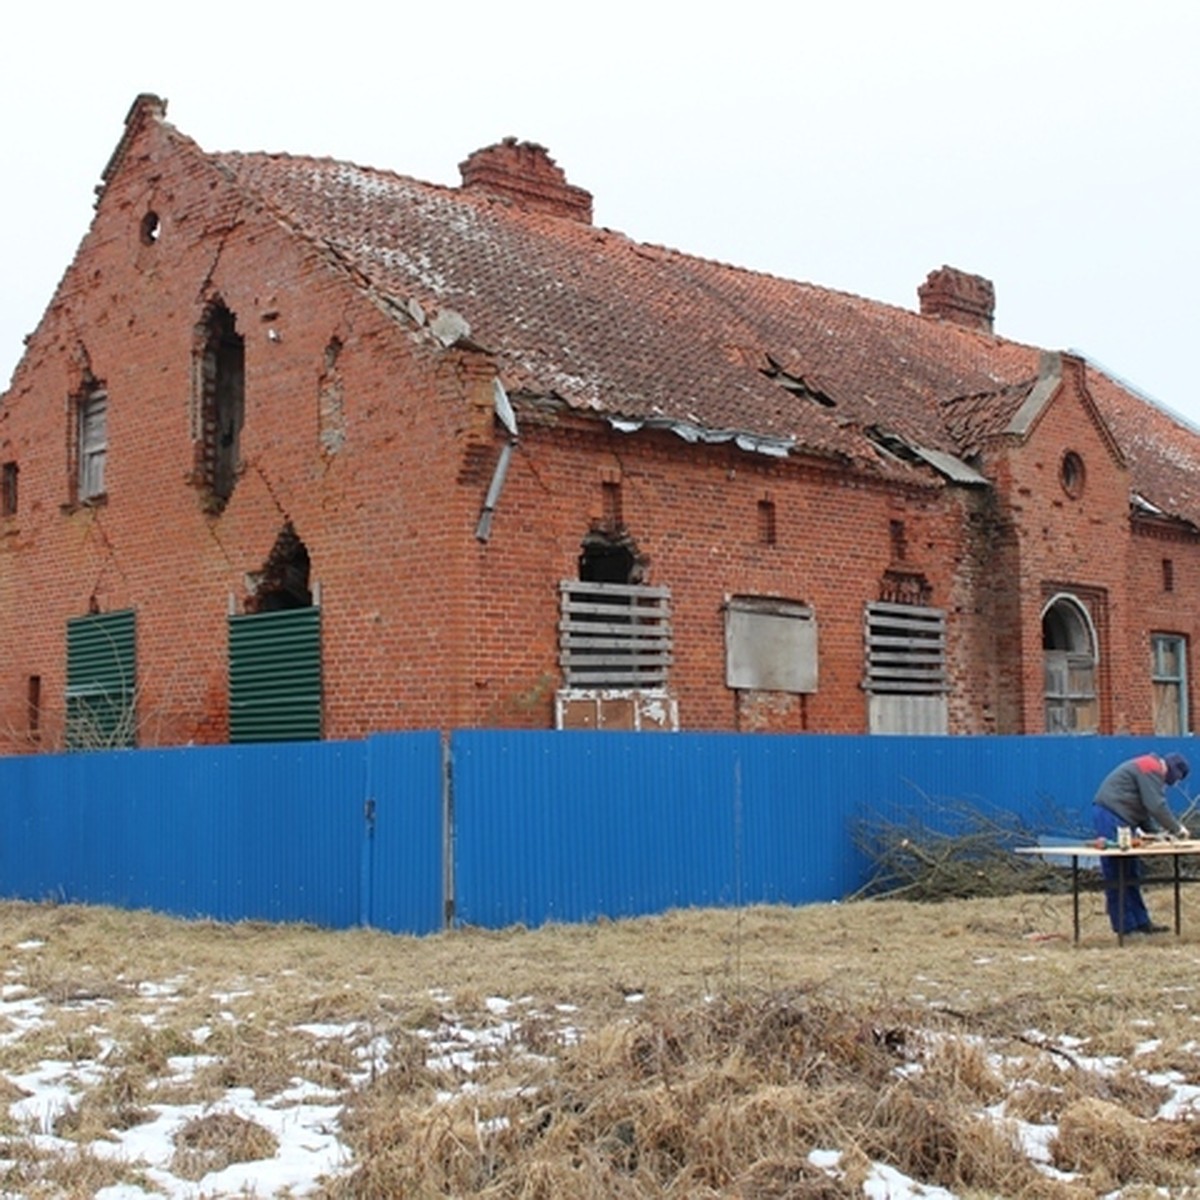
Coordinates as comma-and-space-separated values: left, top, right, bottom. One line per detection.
0, 882, 1198, 1196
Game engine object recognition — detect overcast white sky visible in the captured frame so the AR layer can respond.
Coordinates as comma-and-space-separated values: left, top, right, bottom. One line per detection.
3, 2, 1197, 424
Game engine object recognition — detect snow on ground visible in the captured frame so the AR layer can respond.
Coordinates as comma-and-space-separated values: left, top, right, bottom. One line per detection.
0, 950, 1198, 1198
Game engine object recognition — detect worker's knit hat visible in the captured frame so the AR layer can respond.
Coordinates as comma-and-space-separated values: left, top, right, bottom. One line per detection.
1164, 753, 1190, 785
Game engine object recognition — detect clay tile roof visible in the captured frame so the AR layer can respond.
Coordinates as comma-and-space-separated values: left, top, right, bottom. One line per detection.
938, 379, 1040, 457
1085, 366, 1200, 526
212, 148, 1200, 515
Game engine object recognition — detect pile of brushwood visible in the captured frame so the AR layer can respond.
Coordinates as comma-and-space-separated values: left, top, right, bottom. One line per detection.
851, 795, 1083, 902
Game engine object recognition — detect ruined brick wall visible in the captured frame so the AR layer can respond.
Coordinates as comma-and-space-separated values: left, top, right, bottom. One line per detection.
935, 484, 1010, 735
0, 113, 483, 750
5, 116, 1196, 750
461, 415, 976, 733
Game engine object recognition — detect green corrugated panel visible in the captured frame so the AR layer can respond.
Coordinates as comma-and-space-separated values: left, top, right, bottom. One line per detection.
228, 607, 322, 743
66, 610, 137, 749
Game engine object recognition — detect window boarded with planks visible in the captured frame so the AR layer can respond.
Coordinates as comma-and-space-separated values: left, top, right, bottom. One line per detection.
864, 602, 948, 734
558, 581, 672, 689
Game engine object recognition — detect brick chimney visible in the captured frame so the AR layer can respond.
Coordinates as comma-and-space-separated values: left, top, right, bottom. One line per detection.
459, 138, 593, 224
918, 266, 995, 333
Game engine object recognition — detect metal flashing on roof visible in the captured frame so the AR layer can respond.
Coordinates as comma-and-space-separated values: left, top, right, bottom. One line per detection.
910, 444, 989, 486
609, 416, 794, 458
493, 378, 518, 437
1007, 351, 1062, 436
866, 427, 989, 486
1131, 491, 1199, 533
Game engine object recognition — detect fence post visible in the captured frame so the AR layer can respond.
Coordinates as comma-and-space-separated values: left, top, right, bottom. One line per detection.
442, 732, 455, 929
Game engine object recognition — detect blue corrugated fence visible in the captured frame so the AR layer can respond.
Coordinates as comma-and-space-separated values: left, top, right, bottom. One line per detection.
0, 732, 1192, 933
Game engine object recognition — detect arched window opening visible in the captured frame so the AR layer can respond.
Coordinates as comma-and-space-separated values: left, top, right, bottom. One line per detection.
248, 523, 312, 612
1042, 594, 1098, 734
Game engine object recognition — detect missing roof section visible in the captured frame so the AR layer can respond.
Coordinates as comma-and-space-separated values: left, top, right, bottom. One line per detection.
761, 356, 837, 408
865, 426, 989, 486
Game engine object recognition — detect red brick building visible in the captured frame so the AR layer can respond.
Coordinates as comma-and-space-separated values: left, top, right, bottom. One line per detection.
2, 94, 1198, 749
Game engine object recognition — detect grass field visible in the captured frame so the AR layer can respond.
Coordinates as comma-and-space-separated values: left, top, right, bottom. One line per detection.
1, 885, 1199, 1197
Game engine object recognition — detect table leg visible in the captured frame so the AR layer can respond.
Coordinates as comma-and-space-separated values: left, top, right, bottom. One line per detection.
1175, 855, 1182, 936
1118, 856, 1126, 947
1072, 857, 1080, 944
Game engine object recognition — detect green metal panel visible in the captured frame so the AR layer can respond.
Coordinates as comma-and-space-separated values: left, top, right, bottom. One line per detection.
65, 609, 136, 749
228, 607, 322, 743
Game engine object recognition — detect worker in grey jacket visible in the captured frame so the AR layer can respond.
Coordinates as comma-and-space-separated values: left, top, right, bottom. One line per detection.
1092, 752, 1191, 935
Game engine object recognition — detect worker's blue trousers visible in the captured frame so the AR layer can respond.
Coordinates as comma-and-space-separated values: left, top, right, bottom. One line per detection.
1092, 803, 1150, 933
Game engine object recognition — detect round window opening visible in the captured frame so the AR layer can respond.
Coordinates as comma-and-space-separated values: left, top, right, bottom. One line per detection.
1060, 450, 1085, 499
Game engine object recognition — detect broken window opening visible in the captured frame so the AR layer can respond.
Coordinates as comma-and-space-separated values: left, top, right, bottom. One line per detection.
889, 519, 907, 562
247, 523, 313, 612
1163, 558, 1175, 593
139, 211, 160, 245
195, 302, 245, 511
578, 529, 644, 585
1, 461, 17, 517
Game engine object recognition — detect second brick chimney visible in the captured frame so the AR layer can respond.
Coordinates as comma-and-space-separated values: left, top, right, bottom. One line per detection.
918, 266, 995, 333
459, 138, 593, 224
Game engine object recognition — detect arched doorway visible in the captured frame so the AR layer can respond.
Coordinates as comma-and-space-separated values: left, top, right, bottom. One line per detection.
1042, 594, 1098, 734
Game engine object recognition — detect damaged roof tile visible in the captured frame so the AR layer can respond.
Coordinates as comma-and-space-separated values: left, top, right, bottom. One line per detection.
209, 145, 1200, 517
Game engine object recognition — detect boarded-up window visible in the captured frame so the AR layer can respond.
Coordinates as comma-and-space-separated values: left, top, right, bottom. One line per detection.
66, 609, 136, 749
1152, 634, 1188, 736
725, 596, 816, 692
864, 602, 948, 734
228, 607, 322, 743
558, 580, 671, 689
556, 689, 678, 731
